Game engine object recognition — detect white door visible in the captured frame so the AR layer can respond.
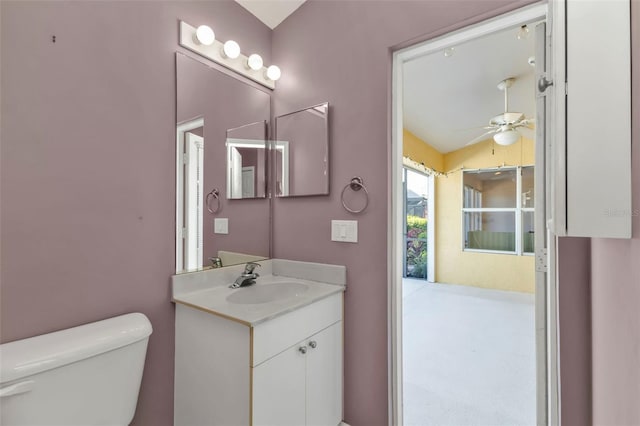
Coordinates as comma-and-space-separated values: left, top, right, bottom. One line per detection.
241, 166, 255, 198
253, 345, 306, 426
533, 21, 556, 423
230, 147, 243, 199
184, 132, 204, 271
548, 0, 631, 238
306, 322, 343, 426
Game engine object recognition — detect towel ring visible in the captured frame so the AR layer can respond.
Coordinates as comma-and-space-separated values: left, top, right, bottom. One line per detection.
206, 189, 221, 214
341, 176, 369, 214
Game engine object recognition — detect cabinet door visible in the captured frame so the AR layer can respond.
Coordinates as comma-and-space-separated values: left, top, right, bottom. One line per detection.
549, 0, 631, 238
253, 343, 306, 426
306, 322, 343, 426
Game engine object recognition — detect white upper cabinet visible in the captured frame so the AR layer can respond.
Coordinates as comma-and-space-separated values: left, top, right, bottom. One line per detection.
548, 0, 632, 238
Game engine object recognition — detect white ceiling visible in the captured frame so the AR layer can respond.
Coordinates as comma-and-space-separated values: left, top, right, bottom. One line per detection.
403, 23, 539, 154
234, 0, 307, 29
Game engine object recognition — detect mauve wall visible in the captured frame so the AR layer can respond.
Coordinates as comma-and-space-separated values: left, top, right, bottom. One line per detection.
590, 1, 640, 424
557, 237, 592, 426
0, 1, 270, 425
270, 1, 542, 423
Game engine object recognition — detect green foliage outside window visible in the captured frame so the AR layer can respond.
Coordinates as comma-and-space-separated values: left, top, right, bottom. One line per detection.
406, 215, 427, 238
406, 215, 427, 278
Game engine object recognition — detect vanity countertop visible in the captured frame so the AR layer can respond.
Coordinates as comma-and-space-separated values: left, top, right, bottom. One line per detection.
171, 259, 346, 327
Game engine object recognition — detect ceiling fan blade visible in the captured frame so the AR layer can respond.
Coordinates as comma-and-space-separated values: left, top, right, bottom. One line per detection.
520, 118, 535, 128
456, 124, 491, 132
465, 129, 497, 146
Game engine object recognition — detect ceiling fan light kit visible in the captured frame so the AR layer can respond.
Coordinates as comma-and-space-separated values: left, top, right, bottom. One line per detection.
493, 129, 520, 145
466, 76, 533, 147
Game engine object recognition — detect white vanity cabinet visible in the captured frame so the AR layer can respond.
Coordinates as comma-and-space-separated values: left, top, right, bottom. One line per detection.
253, 322, 342, 426
174, 291, 344, 426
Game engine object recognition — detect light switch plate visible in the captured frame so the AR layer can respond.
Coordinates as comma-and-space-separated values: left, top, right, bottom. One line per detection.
214, 218, 229, 234
331, 220, 358, 243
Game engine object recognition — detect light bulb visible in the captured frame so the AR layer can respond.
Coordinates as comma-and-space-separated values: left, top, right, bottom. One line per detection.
222, 40, 241, 59
247, 54, 263, 71
266, 65, 281, 81
195, 25, 215, 46
493, 129, 520, 146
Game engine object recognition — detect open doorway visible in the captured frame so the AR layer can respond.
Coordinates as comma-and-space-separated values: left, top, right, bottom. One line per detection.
390, 4, 556, 426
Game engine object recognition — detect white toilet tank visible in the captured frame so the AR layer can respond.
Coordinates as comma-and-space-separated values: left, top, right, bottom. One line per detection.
0, 313, 152, 426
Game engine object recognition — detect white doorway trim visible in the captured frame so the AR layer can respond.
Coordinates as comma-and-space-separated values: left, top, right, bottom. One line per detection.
388, 3, 554, 426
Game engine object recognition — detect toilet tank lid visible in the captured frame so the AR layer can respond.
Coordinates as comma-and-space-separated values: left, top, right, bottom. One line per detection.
0, 313, 152, 384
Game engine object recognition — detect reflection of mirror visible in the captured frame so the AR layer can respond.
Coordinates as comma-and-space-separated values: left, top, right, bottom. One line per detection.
226, 121, 267, 200
275, 102, 330, 197
273, 141, 290, 196
176, 52, 271, 274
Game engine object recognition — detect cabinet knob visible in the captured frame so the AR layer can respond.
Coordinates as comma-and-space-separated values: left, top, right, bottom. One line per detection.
308, 340, 317, 349
298, 346, 307, 354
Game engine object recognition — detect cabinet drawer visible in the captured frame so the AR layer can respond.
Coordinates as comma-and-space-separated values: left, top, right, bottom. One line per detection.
252, 292, 342, 366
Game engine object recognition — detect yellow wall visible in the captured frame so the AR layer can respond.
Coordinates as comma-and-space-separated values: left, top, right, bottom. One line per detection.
403, 129, 535, 293
403, 129, 444, 171
439, 138, 535, 293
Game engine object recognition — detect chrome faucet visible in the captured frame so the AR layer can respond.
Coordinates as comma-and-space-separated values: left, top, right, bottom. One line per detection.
209, 257, 223, 268
230, 262, 261, 288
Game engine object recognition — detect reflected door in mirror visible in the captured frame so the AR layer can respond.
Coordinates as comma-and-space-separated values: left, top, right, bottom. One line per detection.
177, 118, 205, 272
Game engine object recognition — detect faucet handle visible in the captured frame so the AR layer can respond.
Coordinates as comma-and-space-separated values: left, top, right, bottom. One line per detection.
244, 262, 261, 274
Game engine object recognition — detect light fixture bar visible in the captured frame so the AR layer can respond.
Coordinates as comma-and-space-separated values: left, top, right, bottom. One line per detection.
179, 21, 275, 90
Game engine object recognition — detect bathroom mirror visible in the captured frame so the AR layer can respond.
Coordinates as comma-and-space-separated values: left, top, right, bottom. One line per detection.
176, 52, 271, 273
226, 121, 268, 199
274, 102, 330, 197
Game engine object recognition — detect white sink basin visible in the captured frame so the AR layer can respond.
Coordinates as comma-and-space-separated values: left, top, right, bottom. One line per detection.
226, 282, 309, 305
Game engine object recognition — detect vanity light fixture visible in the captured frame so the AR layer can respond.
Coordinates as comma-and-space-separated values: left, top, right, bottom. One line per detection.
195, 25, 215, 46
222, 40, 241, 59
179, 21, 279, 89
247, 54, 263, 71
266, 65, 281, 81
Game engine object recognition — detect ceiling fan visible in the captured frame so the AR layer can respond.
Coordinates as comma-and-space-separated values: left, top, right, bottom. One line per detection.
466, 77, 534, 146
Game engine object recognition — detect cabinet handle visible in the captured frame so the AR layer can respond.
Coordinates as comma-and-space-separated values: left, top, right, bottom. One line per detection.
298, 346, 307, 354
308, 340, 317, 349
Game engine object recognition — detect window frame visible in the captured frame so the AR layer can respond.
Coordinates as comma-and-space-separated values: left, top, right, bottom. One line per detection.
461, 165, 534, 256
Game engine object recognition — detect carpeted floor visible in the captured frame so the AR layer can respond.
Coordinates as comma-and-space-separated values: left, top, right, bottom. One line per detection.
402, 279, 536, 426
